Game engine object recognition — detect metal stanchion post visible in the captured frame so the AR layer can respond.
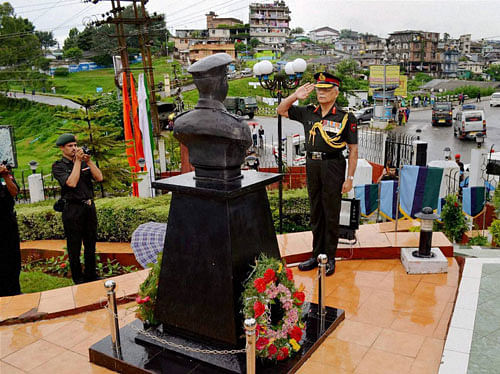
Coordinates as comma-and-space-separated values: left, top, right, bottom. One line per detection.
317, 254, 327, 317
104, 280, 121, 354
244, 318, 256, 374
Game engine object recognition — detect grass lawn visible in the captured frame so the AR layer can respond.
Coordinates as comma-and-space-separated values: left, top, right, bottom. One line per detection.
20, 271, 74, 293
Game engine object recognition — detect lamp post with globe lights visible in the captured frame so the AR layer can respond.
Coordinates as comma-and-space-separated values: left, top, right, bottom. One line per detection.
253, 58, 307, 233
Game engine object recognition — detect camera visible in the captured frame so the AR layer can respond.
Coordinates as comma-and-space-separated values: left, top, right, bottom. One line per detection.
81, 145, 92, 156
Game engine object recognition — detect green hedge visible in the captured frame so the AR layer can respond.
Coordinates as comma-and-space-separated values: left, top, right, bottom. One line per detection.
16, 195, 171, 242
16, 189, 312, 242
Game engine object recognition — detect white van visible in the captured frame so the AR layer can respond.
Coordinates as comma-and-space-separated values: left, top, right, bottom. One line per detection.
490, 92, 500, 107
454, 109, 486, 139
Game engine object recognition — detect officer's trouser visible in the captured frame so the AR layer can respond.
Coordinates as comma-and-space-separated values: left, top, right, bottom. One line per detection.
62, 201, 98, 283
306, 157, 346, 260
0, 211, 21, 296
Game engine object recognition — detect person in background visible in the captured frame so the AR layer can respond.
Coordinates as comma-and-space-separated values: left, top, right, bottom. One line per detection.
476, 91, 481, 103
258, 125, 265, 148
251, 124, 258, 148
52, 134, 103, 284
0, 163, 21, 296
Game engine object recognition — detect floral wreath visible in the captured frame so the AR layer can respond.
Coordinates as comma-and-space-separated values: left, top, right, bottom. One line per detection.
242, 255, 306, 361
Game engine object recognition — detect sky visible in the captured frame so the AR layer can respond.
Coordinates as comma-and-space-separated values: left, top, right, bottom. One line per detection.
8, 0, 500, 45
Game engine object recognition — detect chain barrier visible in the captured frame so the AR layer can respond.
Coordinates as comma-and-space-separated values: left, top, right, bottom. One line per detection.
128, 324, 246, 355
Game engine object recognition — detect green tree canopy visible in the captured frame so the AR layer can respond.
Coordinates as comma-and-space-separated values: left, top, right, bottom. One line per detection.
35, 31, 57, 49
63, 47, 83, 64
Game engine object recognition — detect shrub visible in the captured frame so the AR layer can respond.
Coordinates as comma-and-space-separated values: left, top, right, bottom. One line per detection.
467, 234, 488, 246
16, 195, 171, 242
489, 220, 500, 247
441, 194, 468, 243
53, 67, 69, 77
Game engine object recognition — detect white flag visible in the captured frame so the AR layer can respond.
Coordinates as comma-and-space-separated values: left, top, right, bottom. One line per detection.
138, 74, 156, 187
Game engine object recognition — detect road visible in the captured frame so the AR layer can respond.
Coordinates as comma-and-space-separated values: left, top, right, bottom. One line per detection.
251, 98, 500, 165
3, 92, 82, 109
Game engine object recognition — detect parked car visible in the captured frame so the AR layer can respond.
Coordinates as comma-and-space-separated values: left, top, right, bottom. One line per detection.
354, 106, 373, 125
453, 108, 486, 140
241, 68, 253, 77
432, 102, 453, 126
490, 92, 500, 107
223, 96, 258, 119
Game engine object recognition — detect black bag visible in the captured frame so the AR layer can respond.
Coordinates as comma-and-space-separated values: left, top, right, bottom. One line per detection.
53, 198, 66, 212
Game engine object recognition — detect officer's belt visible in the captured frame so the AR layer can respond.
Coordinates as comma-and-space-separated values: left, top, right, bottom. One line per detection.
66, 199, 93, 205
307, 151, 344, 160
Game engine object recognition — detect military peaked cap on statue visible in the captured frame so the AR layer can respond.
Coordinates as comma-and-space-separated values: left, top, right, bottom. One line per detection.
314, 72, 341, 88
188, 53, 232, 76
56, 133, 76, 146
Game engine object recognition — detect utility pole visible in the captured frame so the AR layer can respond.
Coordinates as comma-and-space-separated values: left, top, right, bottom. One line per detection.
86, 0, 163, 137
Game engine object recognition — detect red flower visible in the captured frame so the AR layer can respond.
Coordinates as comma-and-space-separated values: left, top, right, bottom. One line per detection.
277, 347, 289, 360
288, 325, 303, 342
256, 337, 269, 350
136, 296, 151, 304
60, 263, 66, 269
293, 291, 305, 306
285, 268, 293, 281
253, 301, 265, 318
263, 268, 276, 284
267, 344, 277, 357
454, 202, 459, 207
254, 278, 267, 293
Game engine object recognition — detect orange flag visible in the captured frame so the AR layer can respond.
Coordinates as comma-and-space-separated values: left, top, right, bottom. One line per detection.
130, 73, 145, 169
122, 72, 138, 196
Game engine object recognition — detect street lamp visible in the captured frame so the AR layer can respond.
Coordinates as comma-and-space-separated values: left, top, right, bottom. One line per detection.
443, 147, 451, 160
253, 58, 307, 233
475, 133, 485, 148
137, 157, 146, 172
29, 160, 38, 174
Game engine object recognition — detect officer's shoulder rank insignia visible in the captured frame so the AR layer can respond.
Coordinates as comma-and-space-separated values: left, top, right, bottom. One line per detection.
350, 122, 357, 132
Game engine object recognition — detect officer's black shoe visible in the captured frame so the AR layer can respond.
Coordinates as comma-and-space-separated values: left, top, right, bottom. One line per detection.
298, 257, 318, 271
325, 260, 336, 276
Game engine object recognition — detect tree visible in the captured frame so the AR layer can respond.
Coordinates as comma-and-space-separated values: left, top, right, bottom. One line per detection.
485, 64, 500, 81
0, 2, 43, 90
249, 38, 260, 49
443, 33, 450, 42
56, 95, 131, 195
63, 47, 83, 64
35, 31, 57, 50
290, 27, 304, 34
63, 28, 80, 51
339, 29, 355, 40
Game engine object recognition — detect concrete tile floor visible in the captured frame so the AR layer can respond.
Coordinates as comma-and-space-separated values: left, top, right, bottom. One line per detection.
0, 258, 459, 373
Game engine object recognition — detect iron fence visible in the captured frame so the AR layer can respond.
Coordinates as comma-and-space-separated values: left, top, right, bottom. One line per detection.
385, 132, 417, 169
11, 168, 61, 204
358, 127, 387, 165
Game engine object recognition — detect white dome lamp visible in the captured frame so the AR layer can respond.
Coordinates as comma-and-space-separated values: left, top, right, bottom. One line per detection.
259, 60, 273, 80
292, 58, 307, 78
253, 61, 263, 77
284, 62, 295, 79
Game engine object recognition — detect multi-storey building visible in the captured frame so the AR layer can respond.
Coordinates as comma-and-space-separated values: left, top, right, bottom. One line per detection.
441, 47, 460, 78
388, 30, 441, 75
206, 12, 242, 29
308, 26, 339, 44
459, 34, 471, 55
249, 1, 291, 52
358, 34, 386, 56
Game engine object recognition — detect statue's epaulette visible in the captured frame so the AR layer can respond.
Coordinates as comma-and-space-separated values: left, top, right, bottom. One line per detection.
222, 110, 241, 121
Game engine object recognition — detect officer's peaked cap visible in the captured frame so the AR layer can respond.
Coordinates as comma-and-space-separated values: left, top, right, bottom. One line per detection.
314, 72, 340, 88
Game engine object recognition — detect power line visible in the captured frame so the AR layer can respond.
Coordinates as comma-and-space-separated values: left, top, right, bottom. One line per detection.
170, 0, 243, 25
13, 0, 77, 10
169, 3, 248, 29
14, 1, 82, 14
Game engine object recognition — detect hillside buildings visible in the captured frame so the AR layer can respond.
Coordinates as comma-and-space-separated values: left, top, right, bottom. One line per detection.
249, 1, 291, 53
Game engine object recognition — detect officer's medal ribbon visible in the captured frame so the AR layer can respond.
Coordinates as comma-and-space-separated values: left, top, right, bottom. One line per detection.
309, 113, 349, 149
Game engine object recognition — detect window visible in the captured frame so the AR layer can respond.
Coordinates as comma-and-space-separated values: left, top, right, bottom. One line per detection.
465, 113, 482, 122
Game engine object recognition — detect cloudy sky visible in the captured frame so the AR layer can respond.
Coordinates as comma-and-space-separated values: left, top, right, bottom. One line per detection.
9, 0, 500, 45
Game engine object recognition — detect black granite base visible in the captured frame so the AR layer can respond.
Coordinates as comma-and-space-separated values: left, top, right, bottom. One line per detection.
89, 303, 344, 374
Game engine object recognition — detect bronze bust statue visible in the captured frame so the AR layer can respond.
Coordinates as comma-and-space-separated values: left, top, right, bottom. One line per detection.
174, 53, 252, 182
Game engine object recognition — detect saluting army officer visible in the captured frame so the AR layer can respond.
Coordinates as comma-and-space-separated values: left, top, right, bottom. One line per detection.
52, 134, 103, 284
277, 72, 358, 276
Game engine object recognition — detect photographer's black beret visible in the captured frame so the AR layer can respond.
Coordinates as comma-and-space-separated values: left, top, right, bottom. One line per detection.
56, 133, 76, 146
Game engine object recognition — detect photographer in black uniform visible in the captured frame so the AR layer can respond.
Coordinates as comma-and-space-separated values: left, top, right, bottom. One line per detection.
52, 134, 103, 284
0, 162, 21, 296
277, 72, 358, 276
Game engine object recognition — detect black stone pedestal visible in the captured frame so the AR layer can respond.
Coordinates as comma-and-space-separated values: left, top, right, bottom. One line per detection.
89, 303, 345, 374
151, 171, 282, 347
